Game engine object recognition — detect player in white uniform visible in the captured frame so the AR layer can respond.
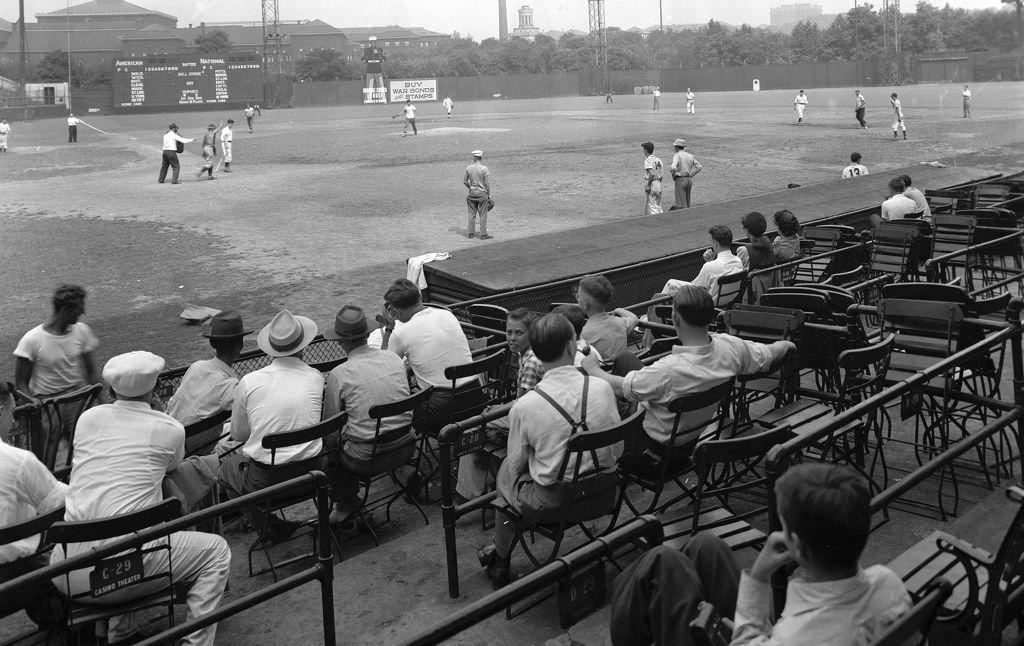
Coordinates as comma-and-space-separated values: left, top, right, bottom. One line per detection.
652, 87, 661, 111
685, 88, 695, 114
243, 104, 256, 133
962, 85, 972, 118
841, 152, 869, 178
890, 92, 906, 140
218, 119, 233, 172
393, 99, 418, 136
0, 118, 9, 152
442, 96, 454, 118
794, 90, 808, 123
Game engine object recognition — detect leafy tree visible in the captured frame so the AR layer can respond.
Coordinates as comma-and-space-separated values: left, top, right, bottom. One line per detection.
34, 50, 69, 82
295, 49, 355, 81
194, 30, 231, 55
790, 20, 824, 62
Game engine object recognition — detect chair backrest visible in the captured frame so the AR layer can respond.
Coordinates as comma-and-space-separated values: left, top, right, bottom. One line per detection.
715, 271, 747, 310
465, 304, 509, 343
183, 409, 232, 457
881, 282, 969, 304
877, 299, 965, 357
444, 350, 510, 423
638, 337, 677, 364
665, 378, 736, 448
976, 485, 1024, 644
931, 215, 975, 258
801, 226, 843, 249
970, 291, 1012, 318
47, 498, 181, 545
690, 424, 795, 532
558, 410, 643, 482
869, 578, 952, 646
719, 309, 803, 344
836, 334, 895, 407
39, 383, 104, 471
262, 412, 347, 464
870, 226, 917, 279
0, 506, 65, 548
758, 292, 831, 321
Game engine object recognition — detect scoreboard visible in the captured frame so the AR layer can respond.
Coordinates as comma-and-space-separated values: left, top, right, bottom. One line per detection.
113, 56, 262, 111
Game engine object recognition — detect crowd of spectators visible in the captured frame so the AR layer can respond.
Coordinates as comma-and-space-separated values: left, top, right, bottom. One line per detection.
1, 197, 923, 646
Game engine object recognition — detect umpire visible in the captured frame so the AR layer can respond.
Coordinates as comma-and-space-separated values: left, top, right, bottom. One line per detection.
158, 123, 194, 184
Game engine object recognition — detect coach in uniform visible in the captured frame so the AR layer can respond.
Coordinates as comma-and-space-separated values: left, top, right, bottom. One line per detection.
159, 123, 193, 185
66, 113, 80, 143
669, 138, 703, 210
464, 150, 492, 239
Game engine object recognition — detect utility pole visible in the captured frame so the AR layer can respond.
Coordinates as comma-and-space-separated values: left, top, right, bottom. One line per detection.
588, 0, 608, 95
659, 0, 664, 33
261, 0, 283, 106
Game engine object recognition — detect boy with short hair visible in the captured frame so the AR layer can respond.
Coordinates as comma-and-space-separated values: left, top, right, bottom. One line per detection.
609, 463, 911, 646
577, 275, 639, 363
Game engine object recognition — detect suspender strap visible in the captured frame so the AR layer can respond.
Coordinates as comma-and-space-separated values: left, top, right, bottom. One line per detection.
532, 374, 589, 434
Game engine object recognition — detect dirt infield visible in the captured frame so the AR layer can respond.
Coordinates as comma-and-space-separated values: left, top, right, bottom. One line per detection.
1, 82, 1022, 376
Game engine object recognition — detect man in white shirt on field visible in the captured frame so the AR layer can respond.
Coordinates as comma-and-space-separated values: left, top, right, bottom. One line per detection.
159, 123, 193, 184
794, 90, 808, 123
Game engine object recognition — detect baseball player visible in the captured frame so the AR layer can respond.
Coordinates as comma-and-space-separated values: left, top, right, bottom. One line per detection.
652, 87, 661, 111
854, 90, 867, 128
243, 104, 256, 133
794, 90, 808, 124
685, 88, 695, 114
962, 84, 972, 118
0, 118, 9, 152
196, 123, 219, 180
393, 99, 418, 136
890, 92, 907, 140
841, 152, 869, 178
442, 96, 454, 118
218, 119, 234, 172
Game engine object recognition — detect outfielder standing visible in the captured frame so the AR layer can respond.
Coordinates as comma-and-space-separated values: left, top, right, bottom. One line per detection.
442, 96, 454, 119
685, 88, 695, 114
394, 99, 418, 136
243, 104, 256, 133
793, 90, 808, 124
890, 92, 907, 140
962, 84, 972, 118
0, 118, 9, 152
854, 89, 867, 128
219, 119, 234, 172
652, 87, 661, 111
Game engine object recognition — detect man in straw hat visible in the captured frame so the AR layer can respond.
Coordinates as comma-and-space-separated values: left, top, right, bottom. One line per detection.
669, 138, 702, 210
218, 310, 324, 540
53, 351, 230, 646
167, 310, 252, 454
464, 149, 492, 239
324, 305, 422, 526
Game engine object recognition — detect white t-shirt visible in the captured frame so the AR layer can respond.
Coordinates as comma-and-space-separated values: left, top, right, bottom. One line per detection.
881, 194, 919, 221
0, 439, 67, 563
403, 104, 417, 119
13, 322, 99, 396
66, 116, 80, 127
794, 94, 808, 105
842, 164, 869, 178
388, 307, 473, 389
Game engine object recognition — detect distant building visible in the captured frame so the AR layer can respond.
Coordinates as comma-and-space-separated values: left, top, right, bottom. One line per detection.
769, 3, 834, 33
337, 26, 451, 63
511, 5, 540, 41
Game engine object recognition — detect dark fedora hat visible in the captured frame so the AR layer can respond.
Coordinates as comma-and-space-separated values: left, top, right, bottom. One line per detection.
323, 304, 378, 341
203, 310, 253, 339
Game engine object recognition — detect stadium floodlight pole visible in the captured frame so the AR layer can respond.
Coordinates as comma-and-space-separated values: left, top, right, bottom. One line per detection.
66, 0, 72, 111
17, 0, 25, 88
659, 0, 663, 33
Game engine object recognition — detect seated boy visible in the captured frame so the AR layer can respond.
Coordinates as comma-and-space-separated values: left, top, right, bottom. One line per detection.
609, 463, 911, 646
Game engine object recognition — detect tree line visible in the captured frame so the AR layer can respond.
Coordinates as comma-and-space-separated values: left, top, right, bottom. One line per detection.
296, 1, 1018, 81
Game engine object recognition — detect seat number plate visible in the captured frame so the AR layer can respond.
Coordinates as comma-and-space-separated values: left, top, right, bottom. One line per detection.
89, 552, 144, 597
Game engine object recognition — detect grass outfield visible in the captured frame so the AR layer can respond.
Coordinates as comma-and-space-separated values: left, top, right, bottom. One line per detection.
1, 82, 1023, 375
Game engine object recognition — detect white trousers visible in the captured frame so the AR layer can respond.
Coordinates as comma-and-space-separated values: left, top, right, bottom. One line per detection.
221, 141, 232, 163
687, 101, 695, 114
54, 531, 231, 646
795, 104, 805, 119
892, 118, 906, 132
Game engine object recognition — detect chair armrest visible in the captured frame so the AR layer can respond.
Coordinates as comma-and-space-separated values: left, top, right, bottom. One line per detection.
935, 531, 995, 568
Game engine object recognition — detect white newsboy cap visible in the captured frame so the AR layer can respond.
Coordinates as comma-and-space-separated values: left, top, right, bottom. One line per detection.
471, 149, 483, 157
102, 351, 166, 397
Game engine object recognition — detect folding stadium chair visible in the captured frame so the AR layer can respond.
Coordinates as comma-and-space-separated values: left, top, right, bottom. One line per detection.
0, 506, 67, 645
713, 271, 747, 311
38, 383, 103, 472
618, 379, 735, 517
183, 409, 231, 457
48, 498, 187, 646
465, 303, 509, 345
929, 215, 976, 287
887, 485, 1024, 645
345, 387, 434, 547
249, 413, 346, 580
661, 423, 794, 553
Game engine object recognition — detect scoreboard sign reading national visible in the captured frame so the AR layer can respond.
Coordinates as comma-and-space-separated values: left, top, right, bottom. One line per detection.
113, 56, 262, 111
389, 79, 437, 103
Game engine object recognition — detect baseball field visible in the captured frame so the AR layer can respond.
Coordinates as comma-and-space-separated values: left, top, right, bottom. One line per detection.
2, 82, 1023, 378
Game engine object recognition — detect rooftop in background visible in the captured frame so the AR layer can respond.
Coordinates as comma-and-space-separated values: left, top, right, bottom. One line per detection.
37, 0, 175, 22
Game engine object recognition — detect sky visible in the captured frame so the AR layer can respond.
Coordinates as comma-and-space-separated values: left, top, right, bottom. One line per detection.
0, 0, 1011, 39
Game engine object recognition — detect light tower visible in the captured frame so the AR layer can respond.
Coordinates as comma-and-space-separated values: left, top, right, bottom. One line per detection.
882, 0, 901, 84
261, 0, 284, 106
588, 0, 608, 95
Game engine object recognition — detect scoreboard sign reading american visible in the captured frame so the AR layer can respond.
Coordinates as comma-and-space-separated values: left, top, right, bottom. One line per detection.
113, 56, 262, 111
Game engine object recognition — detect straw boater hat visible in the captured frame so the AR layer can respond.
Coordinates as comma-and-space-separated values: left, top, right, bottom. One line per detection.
203, 310, 253, 339
673, 138, 686, 147
323, 305, 378, 342
102, 351, 165, 397
257, 310, 318, 357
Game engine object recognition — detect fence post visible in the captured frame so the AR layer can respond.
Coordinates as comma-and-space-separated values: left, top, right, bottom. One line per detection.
1009, 299, 1024, 476
316, 481, 337, 646
440, 432, 460, 598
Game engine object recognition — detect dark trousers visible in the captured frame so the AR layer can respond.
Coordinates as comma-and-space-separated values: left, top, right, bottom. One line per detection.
413, 385, 486, 437
855, 107, 866, 127
0, 551, 65, 628
67, 126, 77, 143
610, 534, 741, 646
333, 440, 417, 510
674, 176, 694, 209
159, 151, 181, 183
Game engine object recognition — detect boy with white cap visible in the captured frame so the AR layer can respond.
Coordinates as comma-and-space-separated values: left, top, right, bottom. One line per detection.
464, 150, 492, 239
54, 351, 230, 646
